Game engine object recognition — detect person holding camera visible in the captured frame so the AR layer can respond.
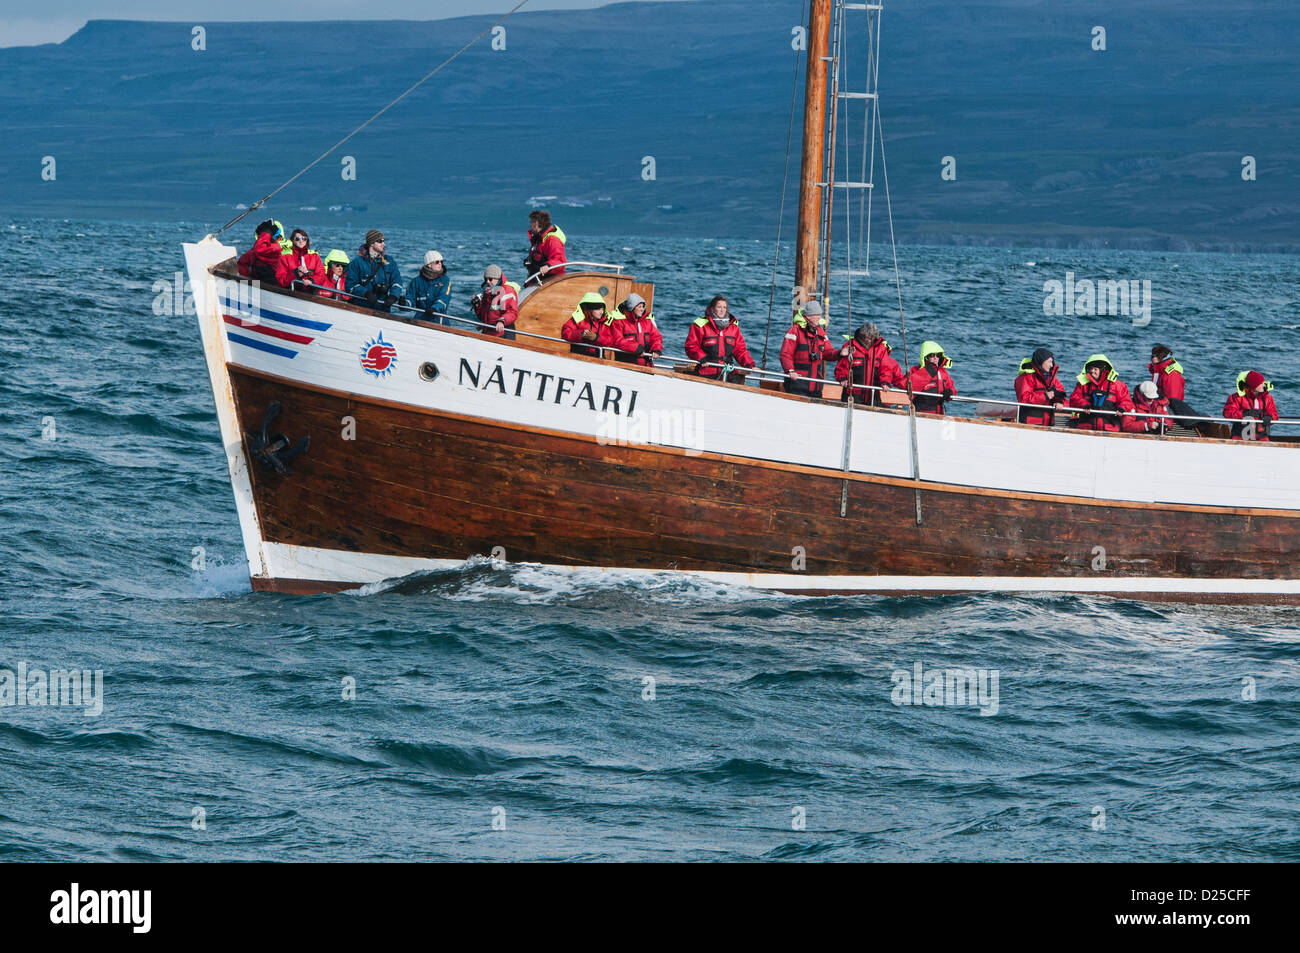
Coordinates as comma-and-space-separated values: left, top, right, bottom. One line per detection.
470, 265, 518, 339
345, 229, 405, 311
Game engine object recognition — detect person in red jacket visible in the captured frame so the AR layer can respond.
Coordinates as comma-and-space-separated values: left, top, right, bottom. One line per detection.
1014, 348, 1067, 426
1224, 370, 1279, 441
607, 293, 662, 366
685, 295, 756, 383
1147, 344, 1186, 401
1122, 380, 1174, 434
780, 300, 840, 397
525, 210, 567, 282
470, 265, 518, 339
1069, 354, 1135, 432
907, 340, 958, 414
318, 249, 349, 298
835, 323, 906, 405
561, 292, 614, 357
236, 220, 285, 284
276, 228, 326, 291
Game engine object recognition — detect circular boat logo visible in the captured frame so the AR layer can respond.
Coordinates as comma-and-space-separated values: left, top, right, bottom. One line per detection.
359, 332, 397, 378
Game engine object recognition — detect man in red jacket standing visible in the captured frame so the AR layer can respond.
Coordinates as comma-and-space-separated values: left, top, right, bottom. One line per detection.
835, 322, 906, 405
780, 300, 839, 397
237, 220, 285, 284
1123, 380, 1174, 434
525, 210, 567, 282
1014, 348, 1067, 426
685, 295, 756, 383
1147, 344, 1186, 401
1224, 370, 1279, 441
607, 293, 663, 366
1069, 354, 1135, 432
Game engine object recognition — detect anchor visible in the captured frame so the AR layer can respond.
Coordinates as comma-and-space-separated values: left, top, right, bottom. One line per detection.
248, 401, 309, 476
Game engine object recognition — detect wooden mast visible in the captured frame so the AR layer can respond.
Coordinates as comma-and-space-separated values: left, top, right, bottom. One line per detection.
794, 0, 832, 306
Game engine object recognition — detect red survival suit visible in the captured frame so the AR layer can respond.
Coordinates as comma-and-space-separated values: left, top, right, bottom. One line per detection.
780, 316, 840, 397
685, 315, 756, 381
835, 338, 906, 405
1069, 362, 1135, 432
1014, 359, 1068, 426
237, 232, 284, 284
607, 303, 663, 367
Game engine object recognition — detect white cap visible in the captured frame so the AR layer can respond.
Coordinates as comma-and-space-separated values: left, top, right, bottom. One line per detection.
484, 264, 503, 280
1137, 380, 1159, 400
424, 250, 443, 265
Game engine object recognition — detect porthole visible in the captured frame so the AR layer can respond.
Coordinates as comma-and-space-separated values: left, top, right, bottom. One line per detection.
419, 362, 439, 381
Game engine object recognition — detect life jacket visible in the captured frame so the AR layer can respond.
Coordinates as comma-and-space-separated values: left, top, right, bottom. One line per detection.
692, 316, 742, 376
1228, 374, 1276, 439
1015, 358, 1065, 425
841, 338, 901, 404
526, 225, 567, 276
1074, 366, 1124, 431
564, 301, 611, 356
610, 306, 659, 364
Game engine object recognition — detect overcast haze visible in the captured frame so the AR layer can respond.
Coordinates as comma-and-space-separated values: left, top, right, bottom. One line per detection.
1, 0, 688, 46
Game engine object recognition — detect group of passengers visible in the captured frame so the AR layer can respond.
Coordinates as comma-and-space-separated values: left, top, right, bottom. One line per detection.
235, 213, 1281, 442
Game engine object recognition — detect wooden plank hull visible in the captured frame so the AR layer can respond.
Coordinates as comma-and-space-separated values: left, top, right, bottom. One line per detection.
227, 366, 1300, 601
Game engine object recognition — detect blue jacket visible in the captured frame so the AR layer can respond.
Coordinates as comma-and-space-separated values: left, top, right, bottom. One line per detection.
345, 254, 404, 307
407, 270, 452, 315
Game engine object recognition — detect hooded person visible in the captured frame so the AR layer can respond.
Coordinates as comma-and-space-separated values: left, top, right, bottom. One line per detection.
1147, 344, 1186, 402
607, 292, 663, 367
345, 229, 405, 311
470, 264, 518, 339
835, 322, 906, 405
237, 219, 287, 284
318, 249, 349, 298
1123, 380, 1174, 434
408, 250, 452, 324
684, 295, 756, 382
779, 300, 840, 397
1014, 347, 1067, 426
907, 341, 958, 415
1068, 354, 1135, 432
1224, 370, 1279, 441
561, 291, 614, 357
276, 228, 326, 290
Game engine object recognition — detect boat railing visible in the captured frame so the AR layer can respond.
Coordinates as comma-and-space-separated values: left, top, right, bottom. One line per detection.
520, 262, 626, 289
246, 279, 1297, 432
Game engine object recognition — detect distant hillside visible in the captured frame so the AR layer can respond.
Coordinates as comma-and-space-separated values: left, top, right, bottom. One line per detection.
1, 0, 1297, 249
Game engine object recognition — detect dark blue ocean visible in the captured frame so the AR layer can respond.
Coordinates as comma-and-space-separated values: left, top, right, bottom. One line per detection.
3, 216, 1298, 861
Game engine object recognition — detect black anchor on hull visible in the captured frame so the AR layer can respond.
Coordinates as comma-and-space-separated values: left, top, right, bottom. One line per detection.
248, 401, 309, 476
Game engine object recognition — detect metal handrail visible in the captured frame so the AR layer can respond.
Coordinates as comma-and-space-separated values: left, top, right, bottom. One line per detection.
228, 277, 1295, 431
522, 261, 625, 287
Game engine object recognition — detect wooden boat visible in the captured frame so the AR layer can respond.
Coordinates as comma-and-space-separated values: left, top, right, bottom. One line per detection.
183, 0, 1299, 602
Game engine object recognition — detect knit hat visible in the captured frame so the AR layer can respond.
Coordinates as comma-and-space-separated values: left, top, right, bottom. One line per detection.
365, 229, 385, 246
1031, 347, 1054, 368
855, 322, 880, 344
801, 300, 823, 317
1137, 380, 1159, 400
483, 264, 503, 280
424, 250, 443, 265
624, 292, 646, 310
1245, 370, 1266, 390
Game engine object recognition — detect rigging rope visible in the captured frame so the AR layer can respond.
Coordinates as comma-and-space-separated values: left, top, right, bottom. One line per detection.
761, 0, 811, 372
209, 0, 533, 239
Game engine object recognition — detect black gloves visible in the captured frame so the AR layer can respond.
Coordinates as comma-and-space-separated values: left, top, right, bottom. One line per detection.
383, 294, 398, 307
397, 296, 407, 307
363, 288, 379, 305
941, 387, 954, 401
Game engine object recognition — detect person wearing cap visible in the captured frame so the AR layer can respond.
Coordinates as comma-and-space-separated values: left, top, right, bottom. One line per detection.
561, 292, 614, 357
1122, 380, 1174, 434
779, 300, 839, 397
408, 250, 452, 323
907, 341, 958, 415
319, 249, 349, 298
685, 295, 756, 383
275, 228, 326, 291
525, 210, 567, 281
835, 322, 906, 405
607, 293, 663, 367
1147, 344, 1186, 401
1068, 354, 1135, 432
1224, 370, 1279, 441
470, 265, 518, 339
1014, 348, 1067, 426
345, 230, 405, 311
237, 219, 286, 284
